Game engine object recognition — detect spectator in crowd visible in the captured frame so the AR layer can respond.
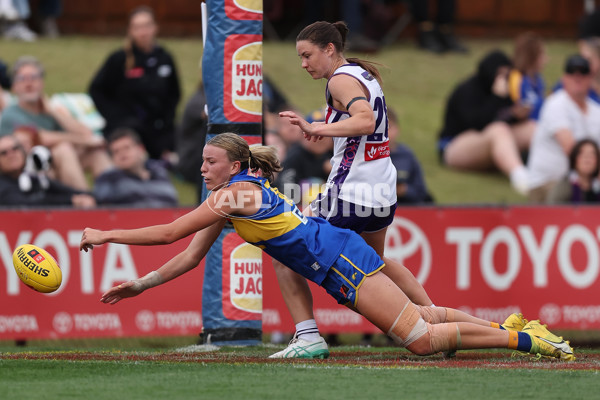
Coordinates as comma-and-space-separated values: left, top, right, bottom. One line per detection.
0, 134, 96, 208
0, 56, 111, 191
553, 37, 600, 104
527, 55, 600, 203
89, 5, 181, 164
262, 76, 303, 164
0, 0, 36, 41
437, 50, 532, 195
387, 108, 433, 204
274, 108, 333, 207
93, 128, 178, 208
265, 103, 304, 164
578, 37, 600, 103
175, 81, 207, 189
508, 32, 547, 122
408, 0, 467, 53
547, 139, 600, 204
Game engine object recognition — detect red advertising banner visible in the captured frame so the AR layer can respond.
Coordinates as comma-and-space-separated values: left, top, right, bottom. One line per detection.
1, 206, 600, 340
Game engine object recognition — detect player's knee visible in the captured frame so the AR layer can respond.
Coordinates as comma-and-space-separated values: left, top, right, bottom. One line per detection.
390, 320, 462, 356
428, 322, 461, 354
387, 301, 429, 351
415, 305, 451, 324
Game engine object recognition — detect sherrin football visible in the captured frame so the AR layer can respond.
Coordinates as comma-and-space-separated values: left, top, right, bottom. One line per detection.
12, 244, 62, 293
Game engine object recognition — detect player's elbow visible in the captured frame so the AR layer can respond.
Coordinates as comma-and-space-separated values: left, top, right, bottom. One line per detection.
155, 225, 180, 245
356, 113, 375, 135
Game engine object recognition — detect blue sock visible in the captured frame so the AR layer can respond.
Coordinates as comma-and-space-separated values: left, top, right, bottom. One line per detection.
516, 331, 532, 352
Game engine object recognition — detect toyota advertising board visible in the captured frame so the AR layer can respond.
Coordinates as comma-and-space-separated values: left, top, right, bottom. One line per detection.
1, 206, 599, 340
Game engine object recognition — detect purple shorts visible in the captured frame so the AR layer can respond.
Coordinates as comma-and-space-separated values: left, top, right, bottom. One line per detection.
310, 192, 397, 234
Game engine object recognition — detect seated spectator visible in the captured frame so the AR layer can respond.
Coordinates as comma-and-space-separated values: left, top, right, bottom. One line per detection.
175, 82, 207, 186
387, 108, 433, 204
552, 37, 600, 104
93, 128, 178, 208
547, 139, 600, 204
89, 5, 181, 163
0, 56, 112, 191
508, 32, 547, 121
437, 50, 531, 195
0, 134, 96, 208
274, 108, 333, 207
527, 55, 600, 203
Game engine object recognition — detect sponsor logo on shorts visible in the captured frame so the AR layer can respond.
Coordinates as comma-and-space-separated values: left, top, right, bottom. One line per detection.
311, 262, 321, 271
340, 284, 349, 297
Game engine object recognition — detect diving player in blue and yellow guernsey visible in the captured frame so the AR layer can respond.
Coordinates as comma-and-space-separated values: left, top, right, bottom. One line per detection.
79, 133, 574, 361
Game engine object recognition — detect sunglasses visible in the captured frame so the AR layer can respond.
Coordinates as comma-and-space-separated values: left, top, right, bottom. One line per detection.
0, 145, 22, 157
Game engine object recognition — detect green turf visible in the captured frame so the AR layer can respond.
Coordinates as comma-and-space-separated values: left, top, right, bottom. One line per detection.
1, 351, 598, 400
0, 36, 579, 206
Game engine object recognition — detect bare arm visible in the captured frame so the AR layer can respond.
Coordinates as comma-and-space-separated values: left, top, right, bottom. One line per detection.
44, 97, 95, 138
555, 128, 576, 156
279, 74, 375, 140
100, 219, 226, 304
80, 194, 224, 251
81, 183, 259, 251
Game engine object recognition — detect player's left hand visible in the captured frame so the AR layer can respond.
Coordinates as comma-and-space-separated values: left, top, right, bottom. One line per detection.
100, 280, 144, 304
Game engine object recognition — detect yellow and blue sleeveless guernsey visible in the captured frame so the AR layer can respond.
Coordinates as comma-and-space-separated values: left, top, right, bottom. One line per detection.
227, 171, 385, 305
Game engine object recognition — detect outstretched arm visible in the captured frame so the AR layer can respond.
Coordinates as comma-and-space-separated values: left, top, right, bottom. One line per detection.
80, 195, 224, 251
100, 219, 226, 304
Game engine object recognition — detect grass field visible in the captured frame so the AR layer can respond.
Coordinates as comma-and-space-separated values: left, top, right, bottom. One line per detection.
0, 35, 578, 205
1, 341, 600, 400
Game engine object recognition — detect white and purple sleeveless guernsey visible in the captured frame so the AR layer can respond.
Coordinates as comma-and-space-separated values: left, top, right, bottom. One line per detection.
321, 63, 397, 211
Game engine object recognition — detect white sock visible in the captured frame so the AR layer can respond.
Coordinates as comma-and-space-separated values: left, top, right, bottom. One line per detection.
295, 319, 321, 342
510, 166, 529, 195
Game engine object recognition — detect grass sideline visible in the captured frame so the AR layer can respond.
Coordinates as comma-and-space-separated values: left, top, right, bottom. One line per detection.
1, 345, 599, 400
0, 36, 578, 205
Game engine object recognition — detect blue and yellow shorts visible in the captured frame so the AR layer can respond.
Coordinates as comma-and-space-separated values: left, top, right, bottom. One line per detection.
320, 234, 385, 307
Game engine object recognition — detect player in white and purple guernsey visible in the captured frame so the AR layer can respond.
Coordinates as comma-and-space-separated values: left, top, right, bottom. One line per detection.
313, 62, 397, 230
273, 21, 434, 359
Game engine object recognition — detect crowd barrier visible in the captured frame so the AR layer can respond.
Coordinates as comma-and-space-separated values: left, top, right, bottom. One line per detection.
1, 205, 599, 340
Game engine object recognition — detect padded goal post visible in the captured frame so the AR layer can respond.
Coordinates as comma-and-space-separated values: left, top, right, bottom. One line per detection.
200, 0, 263, 345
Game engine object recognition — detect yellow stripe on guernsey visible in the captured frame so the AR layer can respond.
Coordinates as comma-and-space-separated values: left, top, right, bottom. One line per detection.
233, 211, 302, 243
231, 180, 304, 244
